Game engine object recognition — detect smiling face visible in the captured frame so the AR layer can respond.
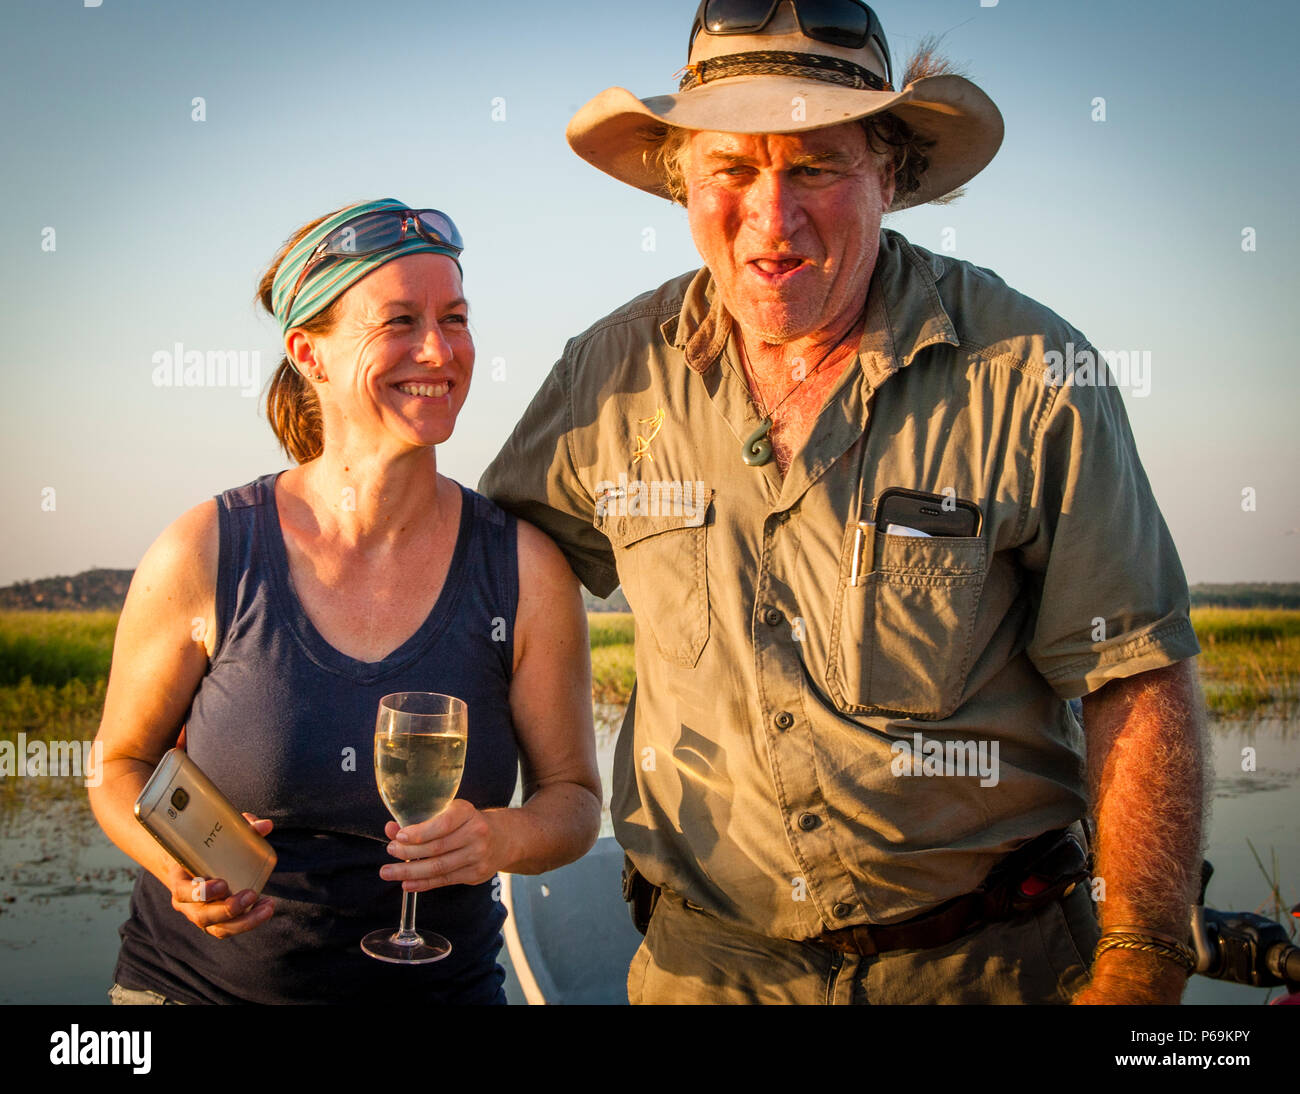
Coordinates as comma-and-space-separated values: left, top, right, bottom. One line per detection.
683, 123, 895, 346
287, 252, 472, 454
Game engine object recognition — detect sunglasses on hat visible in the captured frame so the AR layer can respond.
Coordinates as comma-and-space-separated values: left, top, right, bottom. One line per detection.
689, 0, 892, 87
286, 208, 464, 320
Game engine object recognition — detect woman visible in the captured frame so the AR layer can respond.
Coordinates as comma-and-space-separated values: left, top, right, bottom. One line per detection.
89, 198, 601, 1004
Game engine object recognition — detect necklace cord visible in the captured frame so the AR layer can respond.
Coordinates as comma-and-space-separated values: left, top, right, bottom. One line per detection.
741, 315, 867, 418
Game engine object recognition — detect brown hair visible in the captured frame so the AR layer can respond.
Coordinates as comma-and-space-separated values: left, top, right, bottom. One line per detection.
256, 209, 347, 465
647, 38, 961, 208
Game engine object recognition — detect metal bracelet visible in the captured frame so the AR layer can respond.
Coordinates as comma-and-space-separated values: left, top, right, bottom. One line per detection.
1102, 923, 1191, 950
1094, 930, 1197, 974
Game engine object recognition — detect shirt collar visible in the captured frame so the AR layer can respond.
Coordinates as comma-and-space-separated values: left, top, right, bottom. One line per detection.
660, 229, 960, 384
660, 266, 729, 373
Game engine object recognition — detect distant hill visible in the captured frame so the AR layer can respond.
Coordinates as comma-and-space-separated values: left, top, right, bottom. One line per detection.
582, 587, 629, 613
1, 571, 1290, 613
1188, 583, 1300, 609
0, 569, 134, 611
0, 568, 632, 614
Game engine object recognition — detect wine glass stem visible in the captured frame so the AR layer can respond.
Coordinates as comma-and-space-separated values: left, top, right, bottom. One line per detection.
395, 889, 420, 943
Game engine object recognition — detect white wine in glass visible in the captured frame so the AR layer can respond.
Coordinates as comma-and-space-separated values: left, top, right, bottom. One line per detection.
362, 692, 467, 964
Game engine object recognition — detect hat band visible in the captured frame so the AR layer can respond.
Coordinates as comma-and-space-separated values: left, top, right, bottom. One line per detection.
678, 50, 891, 93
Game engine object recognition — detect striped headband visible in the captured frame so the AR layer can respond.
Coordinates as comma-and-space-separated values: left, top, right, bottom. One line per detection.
270, 198, 463, 339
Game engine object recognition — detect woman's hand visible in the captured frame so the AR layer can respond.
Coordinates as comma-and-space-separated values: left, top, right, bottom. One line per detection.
167, 815, 276, 938
380, 802, 510, 891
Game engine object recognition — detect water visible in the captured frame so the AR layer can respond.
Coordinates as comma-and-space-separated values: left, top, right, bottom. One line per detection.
1185, 715, 1300, 1004
1, 710, 1295, 1005
0, 796, 139, 1004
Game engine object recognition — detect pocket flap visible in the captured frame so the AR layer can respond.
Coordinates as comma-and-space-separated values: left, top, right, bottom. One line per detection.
595, 487, 714, 549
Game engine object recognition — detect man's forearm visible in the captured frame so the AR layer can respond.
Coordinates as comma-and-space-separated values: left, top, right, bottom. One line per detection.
1076, 659, 1210, 1003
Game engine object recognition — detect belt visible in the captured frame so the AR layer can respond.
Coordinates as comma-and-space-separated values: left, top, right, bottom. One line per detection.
812, 828, 1089, 958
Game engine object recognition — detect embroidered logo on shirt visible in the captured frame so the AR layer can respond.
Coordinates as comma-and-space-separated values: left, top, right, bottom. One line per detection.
631, 408, 666, 466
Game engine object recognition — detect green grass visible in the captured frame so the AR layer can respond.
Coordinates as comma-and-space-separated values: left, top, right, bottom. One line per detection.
1192, 608, 1300, 644
0, 609, 639, 724
588, 612, 634, 648
588, 613, 635, 704
1191, 609, 1300, 718
0, 676, 108, 805
0, 610, 117, 686
0, 609, 637, 805
0, 615, 116, 804
0, 676, 108, 737
0, 608, 1293, 731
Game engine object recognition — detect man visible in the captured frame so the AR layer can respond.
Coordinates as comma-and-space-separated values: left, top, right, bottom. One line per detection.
480, 0, 1207, 1004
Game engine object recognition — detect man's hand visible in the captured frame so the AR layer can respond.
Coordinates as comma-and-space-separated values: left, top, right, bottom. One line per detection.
1072, 949, 1191, 1005
1072, 659, 1208, 1005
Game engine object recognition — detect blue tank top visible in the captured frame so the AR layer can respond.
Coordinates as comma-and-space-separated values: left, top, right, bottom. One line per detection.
114, 473, 520, 1004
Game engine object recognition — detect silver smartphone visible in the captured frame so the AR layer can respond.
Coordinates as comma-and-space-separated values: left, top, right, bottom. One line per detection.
134, 748, 276, 897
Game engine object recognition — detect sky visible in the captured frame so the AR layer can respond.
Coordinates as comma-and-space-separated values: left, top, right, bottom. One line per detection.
0, 0, 1296, 586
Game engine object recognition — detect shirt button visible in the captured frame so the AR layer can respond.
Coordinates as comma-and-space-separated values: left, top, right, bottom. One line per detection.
774, 711, 794, 731
797, 812, 819, 831
763, 607, 783, 626
833, 902, 854, 919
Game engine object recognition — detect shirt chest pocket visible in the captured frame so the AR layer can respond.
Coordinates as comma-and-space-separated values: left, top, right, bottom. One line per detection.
825, 523, 987, 719
597, 492, 712, 669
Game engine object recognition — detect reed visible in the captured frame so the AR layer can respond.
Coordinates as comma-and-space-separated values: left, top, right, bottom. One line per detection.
0, 610, 117, 686
1191, 608, 1300, 718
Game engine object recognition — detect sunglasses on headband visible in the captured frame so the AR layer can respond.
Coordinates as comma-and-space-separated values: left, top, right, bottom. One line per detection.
688, 0, 892, 87
286, 208, 464, 321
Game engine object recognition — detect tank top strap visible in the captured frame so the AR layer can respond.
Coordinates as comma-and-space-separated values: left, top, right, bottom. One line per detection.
210, 472, 280, 662
456, 485, 519, 679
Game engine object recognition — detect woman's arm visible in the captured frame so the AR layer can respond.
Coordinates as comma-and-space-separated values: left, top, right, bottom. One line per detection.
88, 500, 274, 936
383, 519, 602, 888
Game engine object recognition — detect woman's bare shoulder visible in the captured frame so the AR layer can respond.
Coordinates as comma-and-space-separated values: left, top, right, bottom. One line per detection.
514, 516, 579, 590
129, 498, 220, 608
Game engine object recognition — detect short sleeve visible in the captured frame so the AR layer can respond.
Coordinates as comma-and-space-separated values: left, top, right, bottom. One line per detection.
1017, 351, 1200, 698
477, 349, 620, 598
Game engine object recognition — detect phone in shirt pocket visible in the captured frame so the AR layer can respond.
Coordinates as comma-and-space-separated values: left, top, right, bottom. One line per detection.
827, 488, 987, 720
874, 487, 982, 538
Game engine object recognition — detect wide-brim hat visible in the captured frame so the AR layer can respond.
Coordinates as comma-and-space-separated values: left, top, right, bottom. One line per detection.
566, 3, 1004, 211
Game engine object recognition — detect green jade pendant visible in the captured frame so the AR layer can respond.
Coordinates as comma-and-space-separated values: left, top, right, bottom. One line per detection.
743, 417, 774, 466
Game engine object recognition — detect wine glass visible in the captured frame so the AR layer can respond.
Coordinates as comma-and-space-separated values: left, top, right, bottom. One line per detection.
361, 692, 467, 964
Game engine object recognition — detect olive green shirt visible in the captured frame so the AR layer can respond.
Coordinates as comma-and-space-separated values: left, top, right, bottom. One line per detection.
479, 229, 1199, 939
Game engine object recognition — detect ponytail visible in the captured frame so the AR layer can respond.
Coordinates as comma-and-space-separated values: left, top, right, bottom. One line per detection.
255, 209, 349, 464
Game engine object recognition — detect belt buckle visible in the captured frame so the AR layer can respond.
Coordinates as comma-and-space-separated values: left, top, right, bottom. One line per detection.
815, 927, 869, 956
849, 925, 880, 958
813, 917, 912, 958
